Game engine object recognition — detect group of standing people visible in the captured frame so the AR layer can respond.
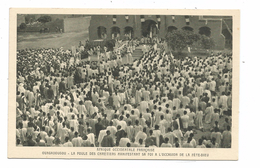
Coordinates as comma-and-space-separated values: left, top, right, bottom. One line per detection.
15, 39, 232, 148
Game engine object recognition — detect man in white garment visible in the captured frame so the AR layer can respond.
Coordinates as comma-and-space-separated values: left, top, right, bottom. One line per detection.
181, 111, 189, 130
119, 132, 131, 147
71, 132, 83, 147
219, 92, 228, 109
140, 97, 149, 113
98, 128, 107, 147
135, 127, 147, 143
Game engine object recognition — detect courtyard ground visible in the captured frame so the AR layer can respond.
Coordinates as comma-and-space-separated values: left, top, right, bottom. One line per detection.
17, 31, 89, 50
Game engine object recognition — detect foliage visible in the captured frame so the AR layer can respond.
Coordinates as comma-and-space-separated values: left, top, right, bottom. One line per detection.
84, 40, 94, 51
105, 39, 116, 51
199, 35, 215, 49
165, 30, 200, 54
25, 15, 36, 24
37, 15, 52, 24
19, 23, 27, 29
186, 33, 201, 45
80, 50, 89, 59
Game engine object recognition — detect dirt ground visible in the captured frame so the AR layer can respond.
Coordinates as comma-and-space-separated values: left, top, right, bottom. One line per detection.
17, 31, 89, 50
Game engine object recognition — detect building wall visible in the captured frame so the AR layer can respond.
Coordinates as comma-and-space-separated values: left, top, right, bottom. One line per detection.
64, 17, 91, 33
89, 15, 228, 49
222, 18, 232, 31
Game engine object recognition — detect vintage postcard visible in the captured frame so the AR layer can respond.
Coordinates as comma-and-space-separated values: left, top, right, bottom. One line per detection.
8, 8, 240, 160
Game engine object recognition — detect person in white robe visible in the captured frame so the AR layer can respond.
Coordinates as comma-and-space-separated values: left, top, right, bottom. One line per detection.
140, 98, 149, 113
119, 132, 131, 147
135, 128, 147, 143
86, 128, 96, 146
196, 107, 204, 130
205, 103, 214, 124
69, 115, 79, 132
113, 92, 121, 110
71, 132, 83, 147
219, 92, 228, 109
135, 89, 142, 106
98, 129, 107, 147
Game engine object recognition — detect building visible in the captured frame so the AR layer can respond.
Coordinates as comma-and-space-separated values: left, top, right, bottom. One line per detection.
63, 16, 91, 33
89, 15, 232, 50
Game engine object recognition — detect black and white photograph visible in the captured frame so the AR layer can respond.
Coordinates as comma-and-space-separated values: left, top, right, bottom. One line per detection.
8, 8, 240, 160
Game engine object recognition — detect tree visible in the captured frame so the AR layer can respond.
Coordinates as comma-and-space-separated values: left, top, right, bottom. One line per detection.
19, 23, 27, 29
186, 33, 201, 46
37, 15, 52, 24
199, 35, 215, 49
165, 30, 200, 54
105, 39, 116, 51
25, 15, 36, 24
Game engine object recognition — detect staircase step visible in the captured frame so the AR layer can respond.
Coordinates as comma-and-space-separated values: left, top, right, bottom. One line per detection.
132, 48, 144, 59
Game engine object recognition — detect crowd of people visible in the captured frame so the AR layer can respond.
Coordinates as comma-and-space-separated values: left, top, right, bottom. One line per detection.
16, 39, 232, 148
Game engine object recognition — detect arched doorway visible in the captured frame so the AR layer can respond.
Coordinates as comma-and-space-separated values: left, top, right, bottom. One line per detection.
199, 26, 211, 36
111, 26, 120, 39
124, 26, 134, 39
182, 26, 194, 32
222, 28, 232, 48
167, 26, 178, 32
141, 20, 158, 38
97, 26, 107, 39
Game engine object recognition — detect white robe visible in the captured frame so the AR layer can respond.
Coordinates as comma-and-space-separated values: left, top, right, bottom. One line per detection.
87, 133, 96, 146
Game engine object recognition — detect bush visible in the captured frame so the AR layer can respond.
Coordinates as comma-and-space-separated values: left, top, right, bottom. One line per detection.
199, 35, 215, 49
19, 23, 27, 29
105, 39, 116, 51
165, 30, 200, 54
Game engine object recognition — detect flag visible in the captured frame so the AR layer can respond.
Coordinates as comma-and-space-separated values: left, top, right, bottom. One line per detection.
188, 46, 191, 53
113, 15, 117, 24
156, 15, 161, 22
141, 15, 145, 22
172, 15, 175, 22
125, 15, 129, 22
71, 46, 76, 56
185, 16, 190, 25
155, 15, 161, 29
155, 24, 159, 30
